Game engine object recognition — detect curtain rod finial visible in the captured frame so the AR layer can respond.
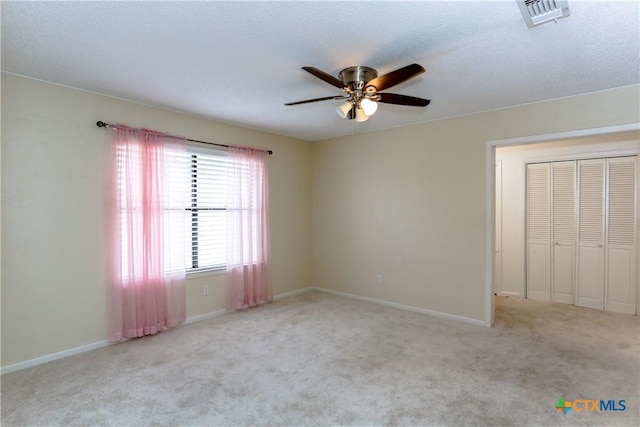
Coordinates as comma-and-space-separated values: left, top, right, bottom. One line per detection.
96, 121, 108, 128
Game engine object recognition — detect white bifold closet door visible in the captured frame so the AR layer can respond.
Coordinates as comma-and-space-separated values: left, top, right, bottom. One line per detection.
527, 163, 551, 301
526, 156, 637, 314
605, 157, 637, 314
576, 159, 606, 310
527, 161, 578, 303
552, 161, 576, 304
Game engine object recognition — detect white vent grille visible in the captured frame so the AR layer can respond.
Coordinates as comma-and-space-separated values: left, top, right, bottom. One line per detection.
517, 0, 570, 28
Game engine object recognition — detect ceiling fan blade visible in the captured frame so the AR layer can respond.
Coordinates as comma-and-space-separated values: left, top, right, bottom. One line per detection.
302, 66, 345, 89
365, 63, 425, 92
378, 93, 431, 107
285, 95, 348, 106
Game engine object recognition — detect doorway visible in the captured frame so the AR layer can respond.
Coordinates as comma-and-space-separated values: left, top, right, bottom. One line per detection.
487, 125, 639, 325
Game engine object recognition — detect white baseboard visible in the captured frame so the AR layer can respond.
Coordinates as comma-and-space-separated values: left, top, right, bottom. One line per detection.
1, 287, 314, 375
498, 291, 521, 297
1, 340, 111, 375
183, 308, 227, 325
310, 286, 486, 327
273, 287, 314, 300
186, 287, 313, 324
2, 285, 484, 374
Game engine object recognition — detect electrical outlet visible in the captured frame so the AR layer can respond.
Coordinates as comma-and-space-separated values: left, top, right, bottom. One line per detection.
203, 285, 210, 296
376, 274, 383, 285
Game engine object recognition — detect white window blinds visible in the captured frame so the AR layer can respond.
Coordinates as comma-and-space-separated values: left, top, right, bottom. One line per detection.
186, 148, 231, 272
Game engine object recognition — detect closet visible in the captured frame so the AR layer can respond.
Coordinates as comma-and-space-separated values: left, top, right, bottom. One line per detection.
526, 156, 637, 314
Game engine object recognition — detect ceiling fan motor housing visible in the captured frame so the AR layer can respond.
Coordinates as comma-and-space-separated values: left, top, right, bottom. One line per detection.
339, 66, 378, 91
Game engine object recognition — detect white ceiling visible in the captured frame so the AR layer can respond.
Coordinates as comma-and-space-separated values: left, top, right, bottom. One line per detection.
2, 1, 638, 141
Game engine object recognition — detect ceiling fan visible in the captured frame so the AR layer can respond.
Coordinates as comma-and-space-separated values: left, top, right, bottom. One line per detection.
285, 63, 430, 122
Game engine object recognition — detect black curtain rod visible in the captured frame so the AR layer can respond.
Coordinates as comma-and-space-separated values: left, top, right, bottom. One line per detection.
96, 121, 273, 155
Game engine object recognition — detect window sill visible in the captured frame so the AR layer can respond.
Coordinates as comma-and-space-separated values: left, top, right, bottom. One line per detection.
186, 267, 226, 279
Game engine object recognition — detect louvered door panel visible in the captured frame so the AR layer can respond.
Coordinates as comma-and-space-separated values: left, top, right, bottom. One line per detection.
579, 161, 605, 244
605, 157, 637, 314
576, 159, 605, 309
552, 161, 576, 304
608, 158, 636, 246
528, 164, 551, 242
527, 163, 551, 301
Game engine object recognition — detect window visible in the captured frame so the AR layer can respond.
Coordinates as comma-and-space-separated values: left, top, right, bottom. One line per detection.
116, 140, 262, 278
118, 145, 230, 278
185, 148, 231, 273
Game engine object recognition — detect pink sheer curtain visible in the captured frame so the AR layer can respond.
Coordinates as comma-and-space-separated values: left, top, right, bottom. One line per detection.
105, 126, 188, 342
226, 146, 273, 310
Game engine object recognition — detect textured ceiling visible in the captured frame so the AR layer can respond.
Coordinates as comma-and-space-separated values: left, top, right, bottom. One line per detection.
2, 1, 639, 141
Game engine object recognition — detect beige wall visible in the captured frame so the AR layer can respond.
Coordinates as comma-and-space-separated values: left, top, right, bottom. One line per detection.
2, 72, 639, 368
1, 73, 313, 367
495, 132, 640, 297
312, 85, 640, 322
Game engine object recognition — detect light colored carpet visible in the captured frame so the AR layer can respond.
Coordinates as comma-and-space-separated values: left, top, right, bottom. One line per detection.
1, 291, 638, 426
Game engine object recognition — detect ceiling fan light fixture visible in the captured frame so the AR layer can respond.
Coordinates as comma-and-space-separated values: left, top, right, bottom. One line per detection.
355, 107, 369, 123
336, 100, 353, 118
360, 98, 378, 116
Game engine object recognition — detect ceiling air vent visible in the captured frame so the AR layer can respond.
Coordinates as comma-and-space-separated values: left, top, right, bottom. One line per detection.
517, 0, 570, 28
